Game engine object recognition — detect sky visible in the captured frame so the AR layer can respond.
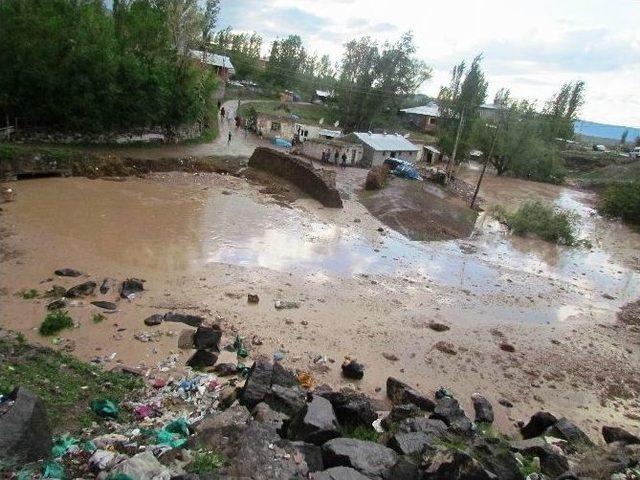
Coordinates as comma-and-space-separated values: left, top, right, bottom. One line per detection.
217, 0, 640, 127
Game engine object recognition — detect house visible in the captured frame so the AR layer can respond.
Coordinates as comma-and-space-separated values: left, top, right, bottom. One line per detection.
311, 90, 332, 104
422, 145, 441, 164
399, 101, 440, 132
478, 103, 502, 121
256, 113, 296, 140
301, 138, 364, 166
345, 132, 420, 167
189, 50, 235, 81
294, 124, 343, 143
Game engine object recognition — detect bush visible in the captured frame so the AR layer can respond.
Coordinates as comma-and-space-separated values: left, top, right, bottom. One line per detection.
497, 201, 579, 246
365, 165, 390, 190
187, 450, 224, 474
39, 310, 73, 336
599, 181, 640, 225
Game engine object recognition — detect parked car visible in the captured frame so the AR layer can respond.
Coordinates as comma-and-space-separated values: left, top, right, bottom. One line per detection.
631, 147, 640, 159
383, 157, 422, 181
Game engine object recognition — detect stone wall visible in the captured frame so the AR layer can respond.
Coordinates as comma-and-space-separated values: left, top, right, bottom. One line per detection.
248, 147, 343, 208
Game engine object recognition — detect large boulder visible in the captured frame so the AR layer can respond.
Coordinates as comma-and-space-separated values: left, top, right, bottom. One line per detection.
193, 325, 222, 351
545, 417, 594, 447
186, 349, 218, 369
317, 388, 378, 428
395, 417, 448, 437
252, 402, 289, 434
471, 393, 494, 424
292, 441, 324, 472
472, 437, 524, 480
193, 404, 252, 453
322, 438, 398, 479
520, 411, 557, 439
288, 396, 341, 445
381, 403, 422, 431
431, 396, 473, 433
388, 431, 436, 456
265, 384, 307, 418
65, 280, 97, 297
510, 437, 569, 478
240, 356, 274, 408
164, 312, 204, 327
272, 361, 299, 388
422, 448, 495, 480
0, 387, 52, 467
386, 377, 435, 411
312, 466, 370, 480
572, 441, 640, 479
602, 426, 640, 445
120, 278, 144, 298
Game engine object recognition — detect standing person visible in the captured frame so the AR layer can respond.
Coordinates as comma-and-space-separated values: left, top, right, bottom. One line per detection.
220, 106, 226, 120
227, 131, 232, 145
217, 100, 221, 110
341, 152, 347, 169
334, 150, 339, 166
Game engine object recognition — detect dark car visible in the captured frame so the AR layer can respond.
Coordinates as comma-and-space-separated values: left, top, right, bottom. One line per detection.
383, 157, 422, 181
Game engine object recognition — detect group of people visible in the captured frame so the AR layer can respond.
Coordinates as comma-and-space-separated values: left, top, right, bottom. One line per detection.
321, 149, 348, 169
219, 103, 245, 145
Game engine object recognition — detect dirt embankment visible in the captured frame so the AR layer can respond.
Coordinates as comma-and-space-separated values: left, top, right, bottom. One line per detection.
248, 147, 343, 208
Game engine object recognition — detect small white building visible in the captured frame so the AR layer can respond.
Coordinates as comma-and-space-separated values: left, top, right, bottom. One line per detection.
346, 132, 420, 167
301, 138, 364, 166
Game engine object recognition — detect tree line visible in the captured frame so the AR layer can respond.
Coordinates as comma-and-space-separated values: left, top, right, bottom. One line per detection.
0, 0, 222, 132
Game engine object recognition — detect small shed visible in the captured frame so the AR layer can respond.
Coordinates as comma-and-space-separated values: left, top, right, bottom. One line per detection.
423, 145, 441, 164
399, 101, 440, 132
189, 50, 235, 80
256, 113, 296, 141
346, 132, 420, 167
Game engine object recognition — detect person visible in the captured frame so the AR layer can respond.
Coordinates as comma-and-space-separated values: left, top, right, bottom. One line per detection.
341, 152, 347, 169
217, 100, 221, 110
334, 150, 339, 166
220, 106, 225, 120
227, 131, 232, 145
321, 150, 326, 163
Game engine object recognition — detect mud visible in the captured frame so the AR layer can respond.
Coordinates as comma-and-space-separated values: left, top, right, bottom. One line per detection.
1, 167, 639, 440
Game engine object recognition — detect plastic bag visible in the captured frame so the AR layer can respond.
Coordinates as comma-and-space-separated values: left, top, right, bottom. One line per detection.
51, 434, 78, 458
90, 399, 119, 418
155, 418, 189, 448
42, 460, 66, 479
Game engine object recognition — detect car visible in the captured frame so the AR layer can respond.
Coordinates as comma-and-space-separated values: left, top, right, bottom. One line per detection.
383, 157, 422, 181
631, 147, 640, 159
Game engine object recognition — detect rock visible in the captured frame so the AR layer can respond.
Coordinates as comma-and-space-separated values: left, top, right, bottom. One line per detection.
248, 293, 259, 303
471, 393, 494, 424
92, 433, 129, 450
65, 280, 97, 297
265, 384, 307, 418
292, 441, 324, 472
0, 388, 52, 467
428, 322, 450, 332
164, 312, 204, 327
88, 449, 117, 472
317, 389, 378, 428
386, 377, 435, 411
312, 467, 370, 480
218, 386, 238, 410
195, 404, 252, 451
431, 396, 473, 433
193, 325, 222, 351
288, 395, 341, 445
213, 363, 237, 377
274, 300, 300, 309
341, 360, 364, 380
177, 329, 195, 349
388, 431, 436, 456
144, 313, 164, 326
91, 300, 117, 310
602, 426, 640, 445
395, 417, 448, 437
511, 437, 569, 478
422, 448, 494, 480
472, 437, 523, 480
108, 451, 170, 479
240, 356, 274, 408
120, 278, 144, 298
434, 340, 457, 355
573, 441, 639, 478
186, 349, 218, 369
382, 352, 399, 361
252, 402, 289, 433
386, 456, 421, 480
322, 438, 398, 479
498, 399, 513, 408
520, 411, 558, 439
47, 298, 67, 310
271, 361, 299, 388
381, 404, 422, 430
99, 278, 115, 294
499, 342, 516, 353
54, 268, 82, 277
545, 417, 594, 447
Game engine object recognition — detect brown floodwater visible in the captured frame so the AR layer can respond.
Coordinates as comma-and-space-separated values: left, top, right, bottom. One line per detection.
1, 171, 639, 437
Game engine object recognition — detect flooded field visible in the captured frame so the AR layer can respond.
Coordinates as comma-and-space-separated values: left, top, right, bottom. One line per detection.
1, 168, 639, 436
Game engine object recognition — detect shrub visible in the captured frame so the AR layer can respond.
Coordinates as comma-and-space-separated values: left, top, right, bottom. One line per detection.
365, 165, 390, 190
187, 450, 224, 474
92, 313, 105, 324
39, 310, 73, 336
498, 201, 579, 246
21, 288, 39, 299
341, 424, 380, 442
599, 181, 640, 225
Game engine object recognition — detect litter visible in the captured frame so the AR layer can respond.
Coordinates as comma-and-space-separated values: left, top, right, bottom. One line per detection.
273, 351, 285, 361
90, 399, 119, 418
274, 300, 300, 309
154, 418, 190, 448
51, 434, 79, 458
42, 460, 66, 479
296, 371, 314, 390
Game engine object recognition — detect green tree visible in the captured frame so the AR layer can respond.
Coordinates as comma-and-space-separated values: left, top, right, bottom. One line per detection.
541, 80, 585, 140
437, 54, 488, 160
265, 35, 306, 88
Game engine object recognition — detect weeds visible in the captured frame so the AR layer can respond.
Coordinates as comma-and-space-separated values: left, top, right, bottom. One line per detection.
91, 313, 105, 324
187, 450, 225, 474
599, 181, 640, 225
493, 201, 580, 246
341, 424, 380, 442
39, 310, 73, 336
20, 288, 39, 299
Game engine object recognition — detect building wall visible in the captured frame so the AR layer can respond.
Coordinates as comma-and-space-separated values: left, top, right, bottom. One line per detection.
301, 140, 363, 166
370, 149, 418, 167
256, 115, 295, 140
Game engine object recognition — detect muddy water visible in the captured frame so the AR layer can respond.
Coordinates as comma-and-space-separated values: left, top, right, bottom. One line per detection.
2, 171, 639, 437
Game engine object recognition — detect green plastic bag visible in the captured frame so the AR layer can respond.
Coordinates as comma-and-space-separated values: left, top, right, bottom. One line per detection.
82, 440, 97, 453
51, 434, 78, 458
233, 335, 248, 358
42, 459, 66, 479
90, 399, 119, 418
155, 418, 189, 448
106, 474, 135, 480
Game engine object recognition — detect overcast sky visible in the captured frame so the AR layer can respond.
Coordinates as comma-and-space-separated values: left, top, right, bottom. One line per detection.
218, 0, 640, 127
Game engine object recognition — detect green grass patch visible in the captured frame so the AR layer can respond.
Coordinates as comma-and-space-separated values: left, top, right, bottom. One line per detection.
238, 100, 337, 125
39, 310, 73, 336
91, 313, 105, 324
341, 424, 380, 442
493, 201, 581, 246
599, 181, 640, 225
187, 450, 225, 474
0, 332, 143, 431
20, 288, 39, 299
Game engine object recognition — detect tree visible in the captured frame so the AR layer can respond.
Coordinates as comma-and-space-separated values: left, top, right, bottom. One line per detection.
437, 54, 488, 160
265, 35, 306, 88
541, 80, 585, 140
621, 129, 629, 145
202, 0, 220, 44
334, 32, 430, 131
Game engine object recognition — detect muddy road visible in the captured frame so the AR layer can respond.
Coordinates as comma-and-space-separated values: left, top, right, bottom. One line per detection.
1, 166, 639, 439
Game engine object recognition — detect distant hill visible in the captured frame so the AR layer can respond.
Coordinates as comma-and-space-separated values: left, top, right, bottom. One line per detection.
574, 120, 640, 143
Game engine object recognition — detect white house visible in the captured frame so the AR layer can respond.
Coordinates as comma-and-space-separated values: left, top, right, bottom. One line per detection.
301, 138, 364, 166
345, 132, 420, 167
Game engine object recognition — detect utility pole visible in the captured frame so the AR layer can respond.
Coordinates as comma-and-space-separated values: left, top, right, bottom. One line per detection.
446, 106, 465, 182
470, 124, 500, 209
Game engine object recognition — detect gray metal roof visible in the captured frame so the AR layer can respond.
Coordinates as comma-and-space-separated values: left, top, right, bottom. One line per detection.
352, 132, 420, 152
399, 101, 440, 118
189, 50, 235, 74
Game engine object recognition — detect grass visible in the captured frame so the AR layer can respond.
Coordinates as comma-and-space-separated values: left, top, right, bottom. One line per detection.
341, 424, 380, 442
91, 313, 105, 324
0, 332, 143, 431
238, 100, 337, 125
39, 310, 73, 336
599, 181, 640, 225
186, 450, 225, 474
492, 201, 580, 246
20, 288, 39, 299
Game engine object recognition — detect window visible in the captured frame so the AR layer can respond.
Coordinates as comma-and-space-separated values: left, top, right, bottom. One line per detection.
429, 117, 437, 125
271, 122, 281, 132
